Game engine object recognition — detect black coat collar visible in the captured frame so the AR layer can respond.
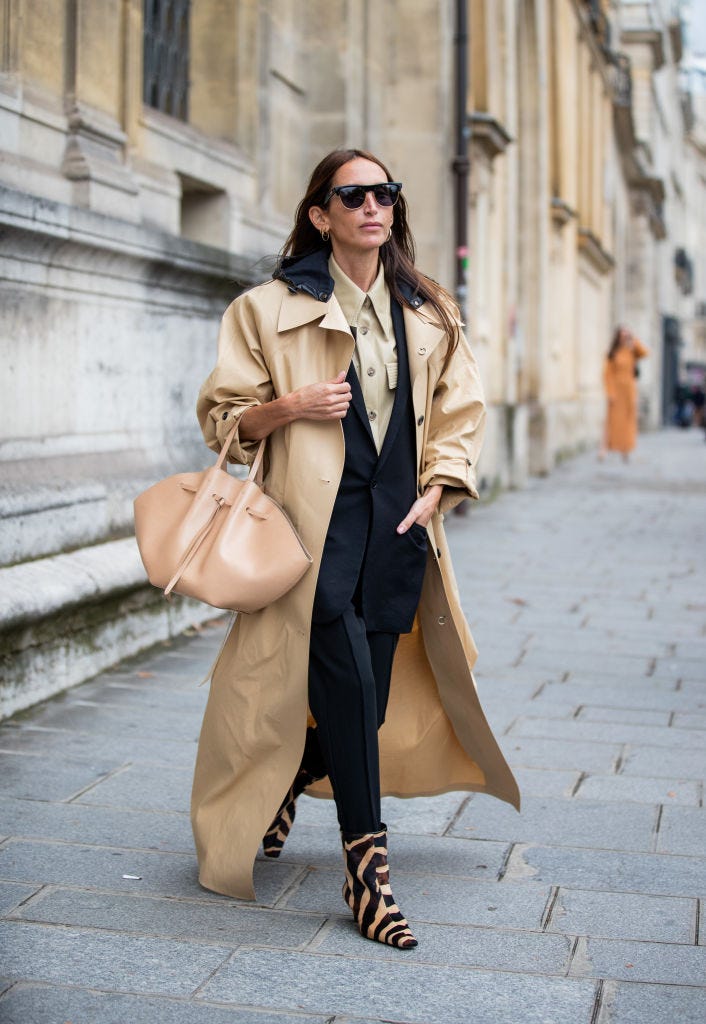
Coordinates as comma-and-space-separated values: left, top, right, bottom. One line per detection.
273, 247, 423, 309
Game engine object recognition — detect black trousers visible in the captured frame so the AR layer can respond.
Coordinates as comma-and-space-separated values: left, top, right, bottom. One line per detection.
305, 603, 398, 835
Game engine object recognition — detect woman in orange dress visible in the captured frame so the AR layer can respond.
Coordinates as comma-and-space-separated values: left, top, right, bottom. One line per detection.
600, 326, 649, 461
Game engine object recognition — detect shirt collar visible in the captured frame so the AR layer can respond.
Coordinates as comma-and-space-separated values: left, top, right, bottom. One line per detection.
329, 255, 393, 342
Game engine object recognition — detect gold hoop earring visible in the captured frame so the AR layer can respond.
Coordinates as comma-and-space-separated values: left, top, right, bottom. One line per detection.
321, 228, 330, 242
387, 227, 392, 242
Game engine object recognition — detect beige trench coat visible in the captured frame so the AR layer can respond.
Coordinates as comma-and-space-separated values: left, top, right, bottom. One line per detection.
192, 278, 520, 900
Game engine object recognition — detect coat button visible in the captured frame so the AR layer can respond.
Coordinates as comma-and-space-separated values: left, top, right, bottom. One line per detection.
370, 479, 377, 489
221, 412, 228, 420
418, 347, 426, 355
368, 410, 377, 421
466, 458, 472, 466
417, 415, 424, 425
319, 292, 329, 301
437, 615, 446, 625
359, 325, 369, 335
367, 366, 376, 376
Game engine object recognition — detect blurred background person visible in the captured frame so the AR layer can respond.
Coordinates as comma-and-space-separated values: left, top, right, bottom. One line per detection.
599, 326, 649, 462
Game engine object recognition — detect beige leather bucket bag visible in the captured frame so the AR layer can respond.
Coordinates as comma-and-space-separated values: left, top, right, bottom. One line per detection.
134, 425, 312, 612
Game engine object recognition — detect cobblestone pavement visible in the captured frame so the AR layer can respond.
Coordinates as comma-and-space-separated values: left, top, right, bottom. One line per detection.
1, 428, 705, 1024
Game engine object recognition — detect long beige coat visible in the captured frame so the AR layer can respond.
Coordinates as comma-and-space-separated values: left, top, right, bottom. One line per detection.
192, 278, 520, 900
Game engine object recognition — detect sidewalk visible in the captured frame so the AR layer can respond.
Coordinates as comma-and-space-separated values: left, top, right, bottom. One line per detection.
1, 428, 705, 1024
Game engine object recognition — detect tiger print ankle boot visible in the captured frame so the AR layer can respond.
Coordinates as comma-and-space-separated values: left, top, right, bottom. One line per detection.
262, 767, 318, 858
341, 826, 418, 949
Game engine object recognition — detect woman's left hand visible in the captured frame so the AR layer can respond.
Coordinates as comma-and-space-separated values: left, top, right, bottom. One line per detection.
397, 485, 443, 533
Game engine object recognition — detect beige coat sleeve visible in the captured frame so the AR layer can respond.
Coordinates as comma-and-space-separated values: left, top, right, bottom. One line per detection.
420, 329, 486, 514
196, 295, 274, 465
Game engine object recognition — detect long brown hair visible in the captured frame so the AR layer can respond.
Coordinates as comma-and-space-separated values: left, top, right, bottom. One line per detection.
608, 326, 626, 359
281, 149, 460, 358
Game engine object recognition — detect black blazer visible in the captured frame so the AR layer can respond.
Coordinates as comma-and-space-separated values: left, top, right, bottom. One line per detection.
312, 298, 427, 633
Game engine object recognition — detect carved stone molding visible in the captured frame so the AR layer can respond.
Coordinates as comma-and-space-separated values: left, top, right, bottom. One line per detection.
468, 112, 513, 161
578, 227, 615, 274
551, 197, 578, 228
620, 27, 665, 71
61, 100, 140, 217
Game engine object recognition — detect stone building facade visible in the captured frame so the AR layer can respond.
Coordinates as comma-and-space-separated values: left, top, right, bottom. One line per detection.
0, 0, 702, 714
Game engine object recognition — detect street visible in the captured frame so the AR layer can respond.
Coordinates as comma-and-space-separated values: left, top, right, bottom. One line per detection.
1, 427, 705, 1024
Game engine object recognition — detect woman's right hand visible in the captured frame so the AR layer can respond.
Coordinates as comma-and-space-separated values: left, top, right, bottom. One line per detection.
288, 371, 352, 421
239, 371, 351, 441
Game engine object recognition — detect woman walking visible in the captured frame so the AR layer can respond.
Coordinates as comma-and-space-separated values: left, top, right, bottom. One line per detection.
192, 149, 519, 949
600, 326, 649, 461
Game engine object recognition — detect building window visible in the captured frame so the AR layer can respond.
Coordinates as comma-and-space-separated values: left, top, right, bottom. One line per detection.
143, 0, 190, 120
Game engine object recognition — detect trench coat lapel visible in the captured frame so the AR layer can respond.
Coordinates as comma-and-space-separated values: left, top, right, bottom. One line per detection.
278, 289, 351, 337
404, 304, 446, 387
376, 300, 411, 470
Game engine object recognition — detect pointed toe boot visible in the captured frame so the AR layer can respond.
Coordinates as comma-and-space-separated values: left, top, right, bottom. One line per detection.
341, 825, 417, 949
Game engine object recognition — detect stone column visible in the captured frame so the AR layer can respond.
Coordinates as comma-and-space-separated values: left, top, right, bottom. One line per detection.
61, 0, 139, 219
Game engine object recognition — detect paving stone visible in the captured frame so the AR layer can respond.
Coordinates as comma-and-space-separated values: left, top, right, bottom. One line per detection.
548, 888, 696, 943
315, 917, 573, 973
0, 985, 328, 1024
672, 712, 706, 731
577, 707, 672, 726
0, 726, 198, 767
382, 792, 471, 835
198, 948, 598, 1024
22, 701, 201, 742
0, 751, 126, 802
657, 807, 706, 856
509, 717, 706, 750
0, 839, 303, 909
529, 685, 697, 715
576, 774, 702, 806
12, 887, 324, 948
286, 794, 339, 830
509, 767, 581, 799
505, 737, 622, 772
595, 981, 706, 1024
678, 682, 706, 703
294, 791, 471, 837
286, 868, 552, 930
507, 844, 706, 899
545, 674, 680, 694
572, 935, 706, 984
525, 633, 666, 658
621, 746, 706, 781
80, 680, 209, 712
0, 797, 194, 852
75, 763, 192, 813
0, 882, 38, 916
451, 794, 657, 852
0, 920, 230, 994
280, 824, 509, 880
518, 648, 652, 676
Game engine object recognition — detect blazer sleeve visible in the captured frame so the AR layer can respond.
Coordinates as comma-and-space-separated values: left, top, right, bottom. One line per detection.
633, 338, 650, 360
420, 329, 486, 514
196, 294, 274, 465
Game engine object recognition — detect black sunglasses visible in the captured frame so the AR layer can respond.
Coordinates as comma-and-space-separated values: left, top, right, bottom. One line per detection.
323, 182, 403, 210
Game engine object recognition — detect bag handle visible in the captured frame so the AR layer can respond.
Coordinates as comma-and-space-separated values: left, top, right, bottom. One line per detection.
163, 421, 267, 599
216, 420, 266, 487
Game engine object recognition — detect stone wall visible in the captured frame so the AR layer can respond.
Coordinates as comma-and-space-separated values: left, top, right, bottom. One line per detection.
0, 0, 702, 716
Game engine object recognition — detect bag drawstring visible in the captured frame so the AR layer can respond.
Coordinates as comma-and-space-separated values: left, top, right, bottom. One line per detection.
164, 495, 227, 599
